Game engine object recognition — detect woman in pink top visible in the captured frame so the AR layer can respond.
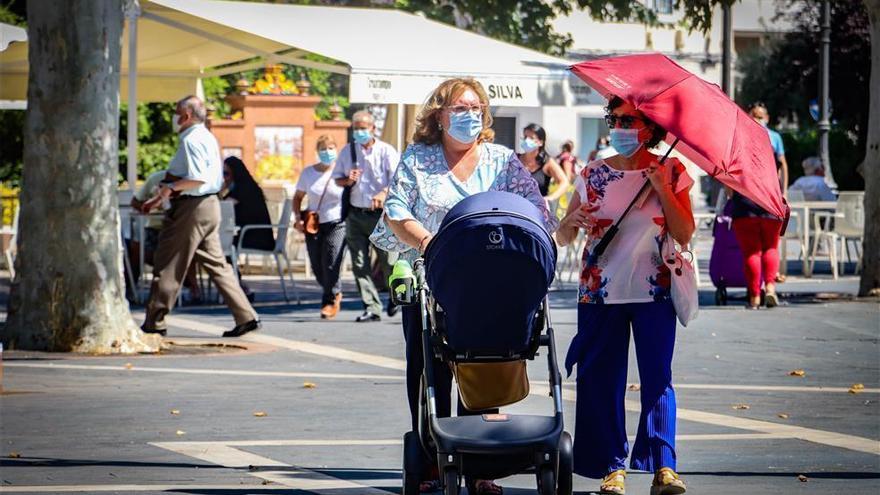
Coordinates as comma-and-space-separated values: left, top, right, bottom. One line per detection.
556, 96, 695, 495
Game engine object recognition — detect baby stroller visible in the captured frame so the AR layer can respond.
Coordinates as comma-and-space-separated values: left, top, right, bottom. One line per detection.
394, 191, 573, 495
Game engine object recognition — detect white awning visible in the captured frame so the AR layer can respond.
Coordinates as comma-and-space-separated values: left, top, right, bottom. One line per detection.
148, 0, 582, 107
2, 1, 599, 107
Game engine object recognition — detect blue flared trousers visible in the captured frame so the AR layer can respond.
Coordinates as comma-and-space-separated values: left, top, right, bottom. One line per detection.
564, 300, 678, 478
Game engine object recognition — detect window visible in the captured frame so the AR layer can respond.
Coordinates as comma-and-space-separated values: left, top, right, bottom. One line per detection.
653, 0, 673, 15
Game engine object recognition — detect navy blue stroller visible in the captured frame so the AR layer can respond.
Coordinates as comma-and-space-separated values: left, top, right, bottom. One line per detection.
400, 191, 572, 495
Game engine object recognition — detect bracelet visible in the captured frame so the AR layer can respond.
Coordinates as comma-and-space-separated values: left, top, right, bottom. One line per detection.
417, 234, 431, 253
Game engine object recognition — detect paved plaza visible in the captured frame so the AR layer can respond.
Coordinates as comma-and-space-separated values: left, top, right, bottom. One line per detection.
1, 267, 878, 495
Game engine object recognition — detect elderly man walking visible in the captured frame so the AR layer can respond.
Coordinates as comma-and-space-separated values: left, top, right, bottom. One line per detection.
334, 110, 400, 322
140, 95, 260, 338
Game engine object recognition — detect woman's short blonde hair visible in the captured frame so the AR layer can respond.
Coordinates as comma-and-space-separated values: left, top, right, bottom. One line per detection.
412, 78, 494, 145
316, 134, 337, 150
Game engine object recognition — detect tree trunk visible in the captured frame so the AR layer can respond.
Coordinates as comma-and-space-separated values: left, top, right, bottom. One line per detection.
3, 0, 160, 353
860, 0, 880, 297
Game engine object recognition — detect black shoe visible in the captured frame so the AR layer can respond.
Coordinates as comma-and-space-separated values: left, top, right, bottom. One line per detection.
386, 301, 399, 317
222, 319, 261, 337
355, 311, 381, 323
141, 322, 167, 336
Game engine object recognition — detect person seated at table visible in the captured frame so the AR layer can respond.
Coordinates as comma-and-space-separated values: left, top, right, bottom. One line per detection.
789, 156, 836, 202
220, 156, 275, 300
129, 169, 202, 303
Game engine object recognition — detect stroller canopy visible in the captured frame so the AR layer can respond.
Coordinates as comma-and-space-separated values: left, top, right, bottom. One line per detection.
425, 191, 556, 357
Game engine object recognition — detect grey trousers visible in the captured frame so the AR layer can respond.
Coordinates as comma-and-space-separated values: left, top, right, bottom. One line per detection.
345, 207, 392, 314
145, 195, 257, 327
305, 220, 347, 306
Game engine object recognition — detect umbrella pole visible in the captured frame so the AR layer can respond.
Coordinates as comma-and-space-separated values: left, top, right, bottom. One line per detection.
588, 139, 680, 264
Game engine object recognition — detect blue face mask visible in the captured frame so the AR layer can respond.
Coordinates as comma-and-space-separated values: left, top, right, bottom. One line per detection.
318, 149, 337, 165
520, 137, 540, 153
609, 128, 643, 158
353, 129, 372, 145
447, 111, 483, 144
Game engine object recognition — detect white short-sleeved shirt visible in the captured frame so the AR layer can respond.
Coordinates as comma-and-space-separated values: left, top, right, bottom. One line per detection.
789, 176, 836, 202
296, 164, 344, 224
573, 158, 693, 304
332, 138, 400, 208
167, 124, 224, 197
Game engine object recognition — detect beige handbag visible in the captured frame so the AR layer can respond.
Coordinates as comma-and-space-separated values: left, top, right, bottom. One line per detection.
452, 360, 529, 411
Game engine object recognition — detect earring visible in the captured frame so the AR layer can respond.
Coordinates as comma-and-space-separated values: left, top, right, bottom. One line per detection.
438, 122, 444, 131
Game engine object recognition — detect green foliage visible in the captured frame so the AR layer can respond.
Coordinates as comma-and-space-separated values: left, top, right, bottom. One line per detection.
202, 76, 231, 119
574, 0, 733, 35
119, 103, 178, 183
0, 110, 24, 185
0, 0, 25, 26
737, 0, 869, 189
398, 0, 574, 56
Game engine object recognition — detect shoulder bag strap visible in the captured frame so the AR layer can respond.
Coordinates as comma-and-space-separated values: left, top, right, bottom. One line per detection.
314, 165, 335, 211
588, 138, 680, 264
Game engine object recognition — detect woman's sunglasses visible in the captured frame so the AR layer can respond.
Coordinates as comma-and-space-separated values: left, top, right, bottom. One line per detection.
604, 114, 644, 129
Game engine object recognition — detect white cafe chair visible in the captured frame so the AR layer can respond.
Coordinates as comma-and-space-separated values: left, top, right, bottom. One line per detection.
236, 198, 300, 304
810, 192, 864, 279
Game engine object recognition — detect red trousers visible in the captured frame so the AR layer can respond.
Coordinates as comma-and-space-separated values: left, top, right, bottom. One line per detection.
732, 217, 782, 296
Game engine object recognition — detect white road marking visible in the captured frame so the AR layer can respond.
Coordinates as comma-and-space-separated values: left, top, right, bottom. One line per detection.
562, 382, 880, 394
152, 440, 393, 494
3, 362, 404, 381
166, 315, 407, 371
46, 313, 877, 457
9, 362, 874, 394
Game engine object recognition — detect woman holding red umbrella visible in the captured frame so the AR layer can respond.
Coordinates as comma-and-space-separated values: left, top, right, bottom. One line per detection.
557, 95, 693, 495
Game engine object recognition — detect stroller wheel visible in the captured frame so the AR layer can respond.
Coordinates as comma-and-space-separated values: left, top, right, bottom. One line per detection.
557, 432, 573, 495
538, 466, 556, 495
444, 469, 460, 495
402, 431, 423, 495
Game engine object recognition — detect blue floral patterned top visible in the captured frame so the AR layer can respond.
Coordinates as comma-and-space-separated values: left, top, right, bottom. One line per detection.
370, 141, 558, 261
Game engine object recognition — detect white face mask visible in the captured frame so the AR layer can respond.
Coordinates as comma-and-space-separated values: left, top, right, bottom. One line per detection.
172, 114, 184, 134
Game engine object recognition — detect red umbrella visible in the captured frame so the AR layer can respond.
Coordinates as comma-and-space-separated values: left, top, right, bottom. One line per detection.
570, 53, 787, 219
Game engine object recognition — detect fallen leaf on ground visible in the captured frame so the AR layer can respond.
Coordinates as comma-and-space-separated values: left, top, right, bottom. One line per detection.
797, 475, 808, 482
788, 369, 805, 377
627, 384, 641, 391
303, 382, 317, 389
777, 413, 789, 419
124, 363, 134, 370
253, 411, 267, 417
175, 430, 186, 436
170, 410, 180, 415
732, 404, 750, 410
8, 452, 20, 458
262, 480, 271, 485
849, 383, 865, 394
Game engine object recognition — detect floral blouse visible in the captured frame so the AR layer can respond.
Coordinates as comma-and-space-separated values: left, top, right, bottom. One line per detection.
573, 158, 693, 304
370, 141, 558, 262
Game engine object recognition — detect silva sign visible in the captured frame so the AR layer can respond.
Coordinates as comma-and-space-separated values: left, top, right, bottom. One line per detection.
350, 72, 541, 106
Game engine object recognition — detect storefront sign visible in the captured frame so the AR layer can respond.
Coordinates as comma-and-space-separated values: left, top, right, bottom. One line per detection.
350, 72, 542, 107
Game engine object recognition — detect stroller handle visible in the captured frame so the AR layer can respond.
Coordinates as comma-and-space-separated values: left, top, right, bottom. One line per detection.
413, 258, 427, 288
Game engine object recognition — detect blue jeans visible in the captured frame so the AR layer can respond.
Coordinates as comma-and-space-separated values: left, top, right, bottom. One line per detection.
565, 300, 678, 478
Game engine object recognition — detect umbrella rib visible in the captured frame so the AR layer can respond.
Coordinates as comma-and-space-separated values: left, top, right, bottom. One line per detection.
637, 73, 694, 108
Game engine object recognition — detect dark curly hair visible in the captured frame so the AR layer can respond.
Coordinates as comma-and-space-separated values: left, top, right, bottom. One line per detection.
607, 96, 667, 149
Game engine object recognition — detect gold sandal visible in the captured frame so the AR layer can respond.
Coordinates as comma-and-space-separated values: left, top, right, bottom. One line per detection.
599, 469, 626, 495
650, 467, 686, 495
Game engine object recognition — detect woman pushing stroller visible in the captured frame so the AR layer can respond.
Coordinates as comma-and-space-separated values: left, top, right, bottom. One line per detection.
556, 95, 694, 495
370, 77, 557, 494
